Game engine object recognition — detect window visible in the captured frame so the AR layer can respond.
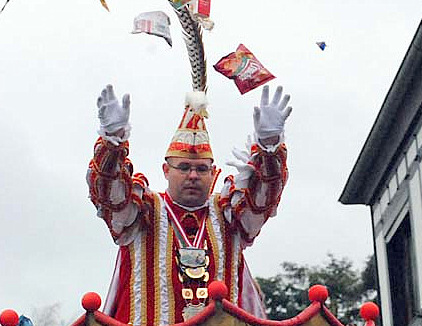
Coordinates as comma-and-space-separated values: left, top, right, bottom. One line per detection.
387, 215, 417, 325
397, 158, 408, 184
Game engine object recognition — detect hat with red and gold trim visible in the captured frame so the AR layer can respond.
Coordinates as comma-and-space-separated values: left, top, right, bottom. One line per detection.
165, 91, 213, 160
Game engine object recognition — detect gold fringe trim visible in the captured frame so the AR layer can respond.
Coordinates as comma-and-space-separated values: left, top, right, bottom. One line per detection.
141, 230, 148, 325
167, 221, 175, 324
129, 243, 136, 324
153, 194, 161, 325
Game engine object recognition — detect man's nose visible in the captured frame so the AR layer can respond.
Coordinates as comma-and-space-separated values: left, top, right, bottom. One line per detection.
187, 168, 200, 178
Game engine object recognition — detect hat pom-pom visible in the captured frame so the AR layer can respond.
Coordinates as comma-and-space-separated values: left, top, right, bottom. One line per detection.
185, 91, 208, 117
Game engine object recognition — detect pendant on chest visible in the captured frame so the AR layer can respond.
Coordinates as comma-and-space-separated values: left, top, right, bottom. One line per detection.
176, 246, 210, 282
175, 245, 211, 321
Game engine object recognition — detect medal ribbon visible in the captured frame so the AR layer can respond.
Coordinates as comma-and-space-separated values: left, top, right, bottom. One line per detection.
164, 194, 207, 248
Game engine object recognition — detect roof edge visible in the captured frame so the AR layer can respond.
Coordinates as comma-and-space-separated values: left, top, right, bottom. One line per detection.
340, 20, 422, 205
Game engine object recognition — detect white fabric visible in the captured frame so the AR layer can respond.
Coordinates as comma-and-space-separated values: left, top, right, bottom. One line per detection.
208, 195, 225, 281
226, 135, 256, 189
255, 133, 284, 153
132, 234, 143, 325
158, 196, 171, 325
239, 211, 266, 240
253, 85, 292, 140
103, 249, 121, 315
109, 178, 138, 234
98, 124, 131, 146
97, 84, 131, 143
231, 233, 241, 304
241, 260, 267, 319
111, 181, 145, 246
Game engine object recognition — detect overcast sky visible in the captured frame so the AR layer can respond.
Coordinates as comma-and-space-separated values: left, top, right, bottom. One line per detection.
1, 0, 421, 323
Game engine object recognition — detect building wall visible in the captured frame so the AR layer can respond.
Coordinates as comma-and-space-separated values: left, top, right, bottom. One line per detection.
371, 124, 422, 326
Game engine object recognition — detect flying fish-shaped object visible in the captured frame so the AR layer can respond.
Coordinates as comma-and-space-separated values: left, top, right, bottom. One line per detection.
316, 41, 327, 51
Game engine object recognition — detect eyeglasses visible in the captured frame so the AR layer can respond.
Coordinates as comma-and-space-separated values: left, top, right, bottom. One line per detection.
167, 162, 212, 175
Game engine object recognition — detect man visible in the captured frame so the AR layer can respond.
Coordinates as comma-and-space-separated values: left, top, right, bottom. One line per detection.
87, 84, 292, 325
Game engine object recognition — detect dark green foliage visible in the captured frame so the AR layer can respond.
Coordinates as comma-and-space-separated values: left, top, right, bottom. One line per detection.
256, 253, 378, 325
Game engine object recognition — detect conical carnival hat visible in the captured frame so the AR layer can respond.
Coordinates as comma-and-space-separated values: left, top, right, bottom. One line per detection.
165, 91, 213, 160
165, 0, 213, 160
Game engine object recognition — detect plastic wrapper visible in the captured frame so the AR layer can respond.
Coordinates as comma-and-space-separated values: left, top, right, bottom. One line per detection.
190, 0, 210, 18
132, 11, 172, 47
189, 0, 214, 30
170, 0, 195, 9
213, 44, 275, 95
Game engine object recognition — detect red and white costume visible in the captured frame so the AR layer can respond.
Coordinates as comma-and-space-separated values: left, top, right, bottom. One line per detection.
86, 94, 288, 325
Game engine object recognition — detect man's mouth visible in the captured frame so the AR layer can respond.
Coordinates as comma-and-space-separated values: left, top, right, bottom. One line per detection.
184, 185, 200, 192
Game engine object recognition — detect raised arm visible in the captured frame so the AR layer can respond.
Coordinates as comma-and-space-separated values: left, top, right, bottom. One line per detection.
87, 85, 152, 245
220, 85, 292, 247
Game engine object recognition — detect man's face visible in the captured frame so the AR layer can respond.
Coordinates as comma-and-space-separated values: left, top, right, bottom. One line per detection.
163, 157, 215, 207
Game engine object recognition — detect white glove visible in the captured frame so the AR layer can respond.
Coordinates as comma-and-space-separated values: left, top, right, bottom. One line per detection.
226, 135, 256, 188
253, 85, 292, 140
97, 84, 131, 134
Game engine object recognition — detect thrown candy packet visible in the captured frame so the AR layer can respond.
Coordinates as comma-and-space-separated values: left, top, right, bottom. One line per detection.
132, 11, 172, 47
213, 44, 275, 95
190, 0, 211, 18
189, 0, 214, 30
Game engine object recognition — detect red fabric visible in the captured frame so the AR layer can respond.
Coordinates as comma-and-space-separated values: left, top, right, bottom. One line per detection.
146, 221, 156, 324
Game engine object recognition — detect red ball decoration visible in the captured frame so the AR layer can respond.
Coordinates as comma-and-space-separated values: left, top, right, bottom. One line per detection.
0, 309, 19, 326
360, 302, 379, 321
308, 284, 329, 303
208, 281, 228, 300
82, 292, 102, 311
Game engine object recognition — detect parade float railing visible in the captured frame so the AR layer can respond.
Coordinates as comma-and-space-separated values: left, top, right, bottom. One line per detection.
0, 281, 380, 326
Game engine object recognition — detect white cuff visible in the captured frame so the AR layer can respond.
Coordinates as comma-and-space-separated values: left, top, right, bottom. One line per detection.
98, 124, 132, 145
255, 133, 284, 153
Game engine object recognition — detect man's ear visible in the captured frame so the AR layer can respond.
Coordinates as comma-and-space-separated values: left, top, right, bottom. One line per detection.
212, 165, 217, 175
163, 162, 170, 180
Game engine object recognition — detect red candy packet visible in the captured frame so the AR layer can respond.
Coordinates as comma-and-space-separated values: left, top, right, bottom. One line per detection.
213, 44, 275, 95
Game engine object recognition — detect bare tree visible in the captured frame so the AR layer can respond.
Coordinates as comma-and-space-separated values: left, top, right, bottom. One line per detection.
30, 303, 62, 326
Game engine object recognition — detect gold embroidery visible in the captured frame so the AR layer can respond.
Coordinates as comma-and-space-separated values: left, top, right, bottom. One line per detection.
129, 243, 135, 324
153, 194, 161, 325
167, 214, 175, 324
140, 230, 148, 326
